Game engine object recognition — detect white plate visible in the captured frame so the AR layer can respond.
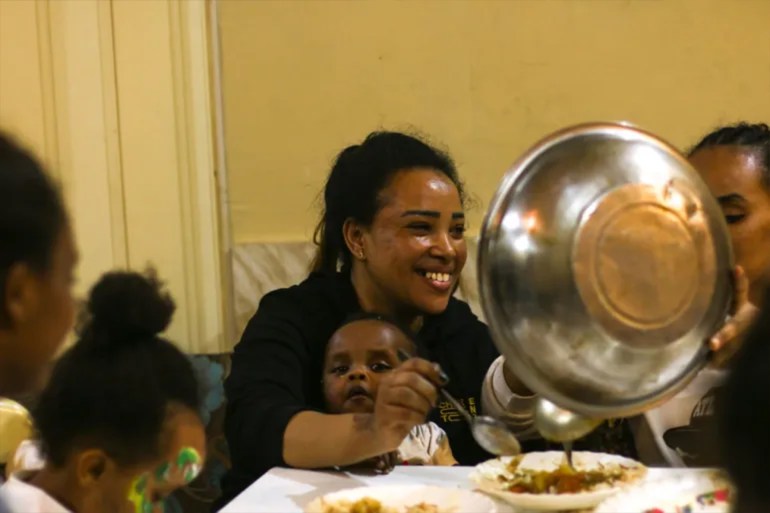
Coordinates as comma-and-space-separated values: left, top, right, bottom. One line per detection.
304, 484, 497, 513
469, 451, 646, 511
595, 469, 731, 513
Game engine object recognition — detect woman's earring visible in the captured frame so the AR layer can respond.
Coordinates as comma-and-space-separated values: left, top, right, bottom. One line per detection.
357, 249, 365, 260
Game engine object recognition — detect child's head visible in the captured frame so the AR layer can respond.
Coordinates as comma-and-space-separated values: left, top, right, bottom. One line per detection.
33, 270, 205, 513
323, 313, 416, 414
0, 133, 76, 395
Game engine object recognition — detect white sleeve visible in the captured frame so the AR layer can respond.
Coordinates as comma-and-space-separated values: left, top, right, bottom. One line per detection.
481, 356, 539, 439
423, 422, 457, 466
423, 422, 447, 456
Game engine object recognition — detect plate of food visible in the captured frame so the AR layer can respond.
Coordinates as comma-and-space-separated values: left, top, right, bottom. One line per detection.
469, 451, 646, 511
304, 484, 497, 513
594, 469, 731, 513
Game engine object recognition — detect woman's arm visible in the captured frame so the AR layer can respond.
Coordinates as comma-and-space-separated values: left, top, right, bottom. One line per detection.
283, 411, 385, 467
480, 356, 538, 439
224, 290, 325, 481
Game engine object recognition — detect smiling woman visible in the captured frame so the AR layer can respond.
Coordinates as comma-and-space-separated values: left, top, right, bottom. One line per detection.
341, 167, 467, 317
219, 131, 535, 507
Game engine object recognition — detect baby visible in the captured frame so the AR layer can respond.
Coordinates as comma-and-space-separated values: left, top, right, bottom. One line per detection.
322, 313, 456, 467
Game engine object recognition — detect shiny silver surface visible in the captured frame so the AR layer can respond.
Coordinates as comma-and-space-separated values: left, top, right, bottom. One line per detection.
533, 397, 603, 443
471, 415, 522, 457
441, 385, 521, 456
478, 122, 734, 419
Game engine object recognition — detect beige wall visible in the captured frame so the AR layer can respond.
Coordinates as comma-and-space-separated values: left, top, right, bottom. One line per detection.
0, 1, 51, 170
0, 0, 228, 353
219, 0, 770, 243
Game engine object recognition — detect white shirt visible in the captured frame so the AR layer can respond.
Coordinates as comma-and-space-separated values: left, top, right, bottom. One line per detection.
0, 473, 71, 513
643, 368, 726, 466
397, 422, 456, 466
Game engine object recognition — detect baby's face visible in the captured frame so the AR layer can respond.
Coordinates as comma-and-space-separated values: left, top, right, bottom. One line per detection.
323, 320, 411, 414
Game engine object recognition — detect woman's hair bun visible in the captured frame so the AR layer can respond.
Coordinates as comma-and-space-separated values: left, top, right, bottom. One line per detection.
86, 269, 175, 339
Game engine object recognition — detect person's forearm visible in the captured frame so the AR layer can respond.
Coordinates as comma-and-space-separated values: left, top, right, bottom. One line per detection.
283, 411, 393, 468
481, 357, 540, 439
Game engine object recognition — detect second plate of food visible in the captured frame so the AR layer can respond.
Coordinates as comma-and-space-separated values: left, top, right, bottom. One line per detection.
305, 484, 498, 513
470, 451, 646, 511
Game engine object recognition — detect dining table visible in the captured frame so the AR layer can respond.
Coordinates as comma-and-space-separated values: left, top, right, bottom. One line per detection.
218, 464, 722, 513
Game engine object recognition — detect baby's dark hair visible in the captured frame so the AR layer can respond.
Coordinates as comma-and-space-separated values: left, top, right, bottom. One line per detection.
689, 122, 770, 188
0, 132, 67, 324
312, 131, 465, 274
330, 311, 418, 355
34, 270, 201, 468
718, 285, 770, 512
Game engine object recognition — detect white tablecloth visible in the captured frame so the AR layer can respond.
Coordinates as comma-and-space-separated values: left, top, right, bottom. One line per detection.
219, 465, 696, 513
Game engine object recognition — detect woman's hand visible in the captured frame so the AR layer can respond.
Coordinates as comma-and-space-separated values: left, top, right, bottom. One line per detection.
709, 266, 759, 368
371, 358, 441, 451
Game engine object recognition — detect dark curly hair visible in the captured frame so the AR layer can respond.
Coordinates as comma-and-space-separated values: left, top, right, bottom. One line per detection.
689, 122, 770, 188
34, 270, 202, 467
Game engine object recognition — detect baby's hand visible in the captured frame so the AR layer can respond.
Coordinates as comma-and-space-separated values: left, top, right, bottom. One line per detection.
345, 451, 399, 474
371, 451, 399, 474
